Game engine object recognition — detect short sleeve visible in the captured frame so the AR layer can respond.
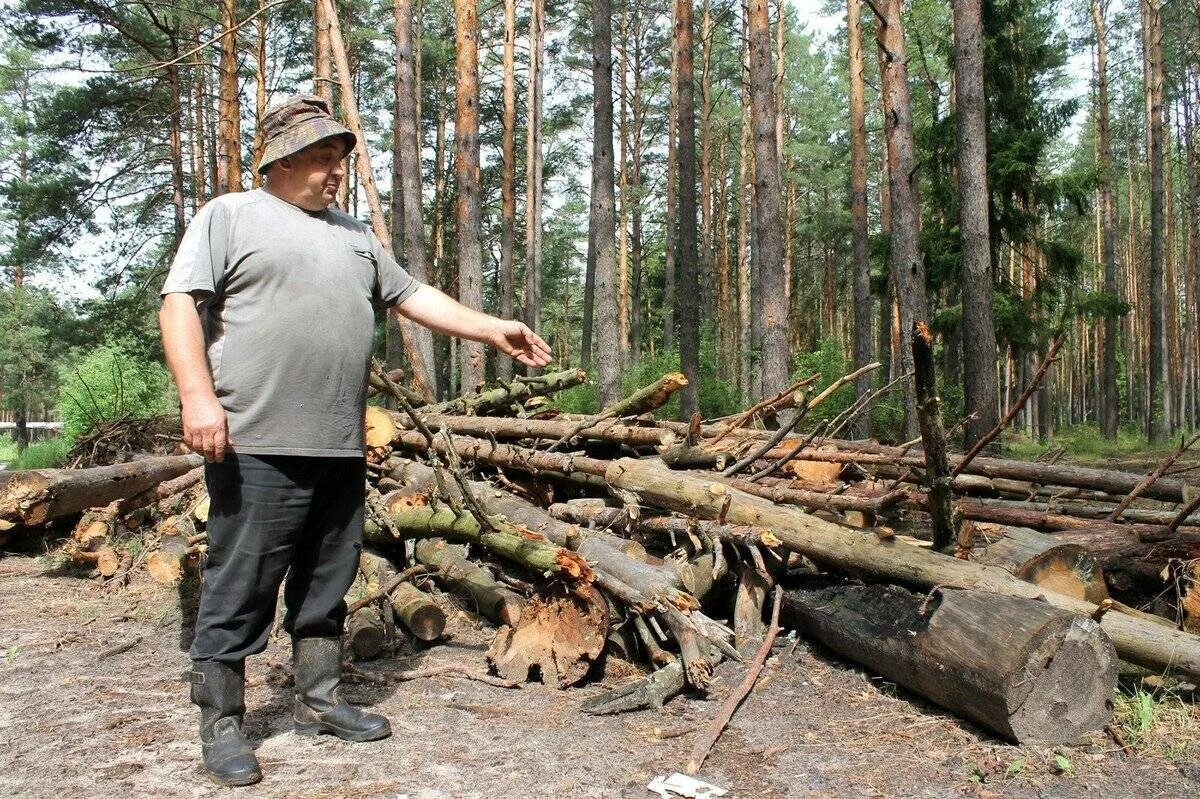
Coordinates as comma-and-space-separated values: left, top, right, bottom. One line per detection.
372, 232, 422, 308
161, 199, 231, 302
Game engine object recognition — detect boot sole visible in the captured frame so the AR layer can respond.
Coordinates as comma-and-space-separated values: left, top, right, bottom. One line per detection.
294, 720, 392, 742
205, 768, 263, 787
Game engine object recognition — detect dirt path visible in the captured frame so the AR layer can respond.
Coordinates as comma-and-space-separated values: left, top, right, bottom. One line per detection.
0, 555, 1196, 799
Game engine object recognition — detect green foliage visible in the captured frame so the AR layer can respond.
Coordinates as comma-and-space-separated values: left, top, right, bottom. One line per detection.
58, 340, 174, 440
792, 337, 854, 425
1076, 290, 1132, 321
0, 434, 17, 465
12, 435, 69, 469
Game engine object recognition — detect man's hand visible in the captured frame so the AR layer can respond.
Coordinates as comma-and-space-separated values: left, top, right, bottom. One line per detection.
490, 319, 553, 368
181, 391, 233, 462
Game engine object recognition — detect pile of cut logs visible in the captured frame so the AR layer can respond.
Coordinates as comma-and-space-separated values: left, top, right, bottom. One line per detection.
3, 364, 1199, 749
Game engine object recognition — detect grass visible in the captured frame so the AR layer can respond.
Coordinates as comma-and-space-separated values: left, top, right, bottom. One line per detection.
1001, 424, 1186, 467
0, 434, 17, 468
1111, 684, 1200, 762
11, 436, 71, 470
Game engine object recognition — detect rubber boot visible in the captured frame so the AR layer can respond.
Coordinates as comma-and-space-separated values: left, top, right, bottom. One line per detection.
292, 637, 391, 742
187, 660, 263, 786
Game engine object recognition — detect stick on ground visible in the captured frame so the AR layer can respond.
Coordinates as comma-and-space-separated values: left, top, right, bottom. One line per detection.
684, 585, 783, 775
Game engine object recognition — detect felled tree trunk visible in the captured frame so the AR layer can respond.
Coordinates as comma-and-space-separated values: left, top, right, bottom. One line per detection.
968, 523, 1109, 603
146, 514, 203, 585
414, 538, 526, 627
604, 457, 1200, 679
426, 368, 588, 416
0, 454, 202, 530
359, 550, 445, 641
782, 583, 1116, 744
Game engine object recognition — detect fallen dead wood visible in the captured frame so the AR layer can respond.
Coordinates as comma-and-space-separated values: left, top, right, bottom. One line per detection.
359, 551, 445, 641
603, 456, 1200, 679
415, 539, 527, 627
967, 523, 1109, 603
781, 583, 1116, 744
414, 413, 1196, 503
685, 586, 783, 775
0, 454, 203, 530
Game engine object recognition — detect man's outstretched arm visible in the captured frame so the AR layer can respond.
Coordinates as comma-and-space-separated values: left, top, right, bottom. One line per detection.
159, 292, 232, 462
395, 283, 553, 369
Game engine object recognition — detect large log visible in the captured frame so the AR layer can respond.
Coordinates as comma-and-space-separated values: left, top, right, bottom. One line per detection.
603, 457, 1200, 679
782, 583, 1116, 744
968, 523, 1108, 603
414, 539, 526, 627
0, 454, 203, 530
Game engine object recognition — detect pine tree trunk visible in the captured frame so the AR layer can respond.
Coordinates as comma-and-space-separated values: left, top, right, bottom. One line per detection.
699, 0, 714, 336
848, 0, 872, 438
591, 0, 621, 405
252, 1, 267, 188
663, 4, 679, 355
192, 26, 208, 207
875, 0, 929, 439
1143, 0, 1167, 442
1093, 0, 1119, 439
630, 15, 645, 364
215, 0, 242, 195
524, 0, 545, 373
392, 0, 437, 398
314, 0, 333, 102
736, 21, 753, 403
454, 0, 486, 392
953, 0, 998, 449
497, 0, 517, 382
749, 0, 787, 405
166, 59, 186, 251
674, 0, 701, 417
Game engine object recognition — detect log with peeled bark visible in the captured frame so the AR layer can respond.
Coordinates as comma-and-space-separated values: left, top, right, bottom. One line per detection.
414, 538, 526, 627
1050, 527, 1200, 600
359, 550, 446, 641
781, 583, 1117, 744
603, 456, 1200, 679
0, 454, 203, 530
967, 523, 1109, 603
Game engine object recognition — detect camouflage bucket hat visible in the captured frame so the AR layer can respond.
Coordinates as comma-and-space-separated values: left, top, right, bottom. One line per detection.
256, 94, 356, 174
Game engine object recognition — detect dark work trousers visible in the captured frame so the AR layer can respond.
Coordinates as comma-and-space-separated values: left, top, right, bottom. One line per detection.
189, 453, 365, 663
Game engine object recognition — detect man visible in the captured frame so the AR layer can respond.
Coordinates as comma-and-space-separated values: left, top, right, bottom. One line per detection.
159, 94, 551, 787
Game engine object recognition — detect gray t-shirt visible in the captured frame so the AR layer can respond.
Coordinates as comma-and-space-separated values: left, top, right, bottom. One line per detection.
161, 188, 421, 457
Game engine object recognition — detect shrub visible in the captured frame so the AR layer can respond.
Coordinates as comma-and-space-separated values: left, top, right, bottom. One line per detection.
13, 436, 70, 470
792, 337, 855, 426
58, 340, 175, 440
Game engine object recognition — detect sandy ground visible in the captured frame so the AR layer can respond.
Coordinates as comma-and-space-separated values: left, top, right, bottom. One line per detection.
1, 554, 1198, 799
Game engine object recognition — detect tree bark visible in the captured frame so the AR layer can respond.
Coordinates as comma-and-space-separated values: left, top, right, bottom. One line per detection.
497, 0, 518, 382
523, 0, 545, 375
953, 0, 999, 449
215, 0, 242, 195
748, 0, 788, 405
675, 0, 701, 417
592, 0, 621, 405
1093, 0, 1120, 439
414, 538, 526, 627
455, 0, 486, 392
392, 0, 437, 397
848, 0, 872, 438
0, 455, 202, 530
782, 583, 1117, 744
875, 0, 928, 438
604, 456, 1200, 679
1143, 0, 1167, 441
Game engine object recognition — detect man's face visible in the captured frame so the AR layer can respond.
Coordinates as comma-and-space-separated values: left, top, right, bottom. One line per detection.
278, 138, 348, 210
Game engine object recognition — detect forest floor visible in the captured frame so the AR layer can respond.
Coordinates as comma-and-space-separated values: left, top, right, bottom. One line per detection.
2, 553, 1199, 799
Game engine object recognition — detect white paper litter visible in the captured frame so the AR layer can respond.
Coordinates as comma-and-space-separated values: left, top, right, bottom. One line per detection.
647, 772, 729, 798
